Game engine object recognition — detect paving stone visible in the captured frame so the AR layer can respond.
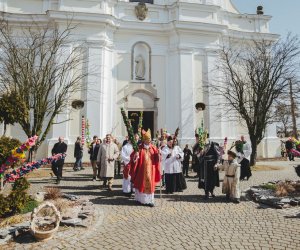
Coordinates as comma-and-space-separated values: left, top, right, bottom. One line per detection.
3, 161, 300, 249
0, 229, 10, 240
0, 234, 12, 245
60, 218, 83, 227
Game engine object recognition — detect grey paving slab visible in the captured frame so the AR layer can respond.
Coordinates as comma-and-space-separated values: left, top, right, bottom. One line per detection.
4, 159, 300, 250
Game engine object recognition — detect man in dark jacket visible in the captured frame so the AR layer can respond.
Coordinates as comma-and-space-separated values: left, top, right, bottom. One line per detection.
285, 139, 294, 161
183, 144, 192, 177
88, 136, 101, 181
192, 134, 201, 177
51, 136, 68, 184
74, 137, 84, 171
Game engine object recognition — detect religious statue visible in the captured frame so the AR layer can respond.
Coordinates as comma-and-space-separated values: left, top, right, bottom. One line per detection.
135, 2, 148, 21
135, 55, 145, 80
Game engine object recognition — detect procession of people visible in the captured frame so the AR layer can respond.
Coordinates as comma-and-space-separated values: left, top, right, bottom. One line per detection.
51, 128, 255, 207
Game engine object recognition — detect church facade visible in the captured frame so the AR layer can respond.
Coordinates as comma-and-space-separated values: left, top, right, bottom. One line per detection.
0, 0, 280, 161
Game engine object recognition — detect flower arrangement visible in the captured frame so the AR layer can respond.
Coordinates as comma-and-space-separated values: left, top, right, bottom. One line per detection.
138, 111, 143, 138
197, 122, 208, 149
4, 153, 66, 184
0, 136, 38, 178
172, 127, 180, 147
224, 137, 228, 150
85, 119, 91, 147
156, 130, 160, 139
120, 108, 138, 152
234, 140, 244, 153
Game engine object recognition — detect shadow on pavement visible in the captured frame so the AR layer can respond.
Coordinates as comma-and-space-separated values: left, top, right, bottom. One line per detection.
14, 232, 36, 244
161, 194, 250, 204
90, 196, 138, 206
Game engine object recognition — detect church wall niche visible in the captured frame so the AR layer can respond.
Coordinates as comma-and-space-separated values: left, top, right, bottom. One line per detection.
131, 41, 151, 83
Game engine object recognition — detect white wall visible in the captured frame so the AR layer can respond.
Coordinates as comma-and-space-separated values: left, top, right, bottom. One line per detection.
0, 0, 281, 161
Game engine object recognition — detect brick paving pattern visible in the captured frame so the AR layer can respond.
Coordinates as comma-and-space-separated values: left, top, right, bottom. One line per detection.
6, 160, 300, 249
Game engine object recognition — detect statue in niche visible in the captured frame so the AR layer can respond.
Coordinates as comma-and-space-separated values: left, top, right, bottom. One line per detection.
135, 55, 145, 80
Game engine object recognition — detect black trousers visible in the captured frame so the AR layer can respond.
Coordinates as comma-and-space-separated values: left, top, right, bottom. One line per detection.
240, 158, 252, 180
288, 152, 294, 161
182, 162, 189, 176
52, 160, 64, 180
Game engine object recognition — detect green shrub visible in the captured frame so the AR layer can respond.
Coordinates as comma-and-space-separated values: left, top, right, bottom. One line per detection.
0, 194, 11, 217
261, 183, 276, 191
0, 136, 22, 166
0, 177, 31, 218
12, 177, 30, 192
20, 199, 39, 214
7, 191, 30, 215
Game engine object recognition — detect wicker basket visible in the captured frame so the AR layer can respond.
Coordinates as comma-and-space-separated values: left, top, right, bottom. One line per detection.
30, 202, 61, 241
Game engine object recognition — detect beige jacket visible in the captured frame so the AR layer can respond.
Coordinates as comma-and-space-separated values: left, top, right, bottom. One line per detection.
97, 142, 120, 178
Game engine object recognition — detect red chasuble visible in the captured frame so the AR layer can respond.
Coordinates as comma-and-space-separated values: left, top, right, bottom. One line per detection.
130, 143, 161, 194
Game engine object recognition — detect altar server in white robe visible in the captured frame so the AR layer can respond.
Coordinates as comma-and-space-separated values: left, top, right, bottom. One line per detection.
237, 135, 252, 181
162, 136, 187, 194
159, 139, 167, 187
121, 140, 134, 195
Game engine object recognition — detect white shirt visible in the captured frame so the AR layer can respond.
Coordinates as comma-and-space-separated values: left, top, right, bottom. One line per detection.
160, 146, 168, 172
121, 143, 133, 165
162, 145, 184, 174
237, 141, 252, 163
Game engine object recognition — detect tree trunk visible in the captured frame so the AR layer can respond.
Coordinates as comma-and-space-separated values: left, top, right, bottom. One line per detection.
250, 139, 257, 166
26, 146, 37, 163
0, 177, 3, 191
31, 149, 37, 162
3, 122, 7, 136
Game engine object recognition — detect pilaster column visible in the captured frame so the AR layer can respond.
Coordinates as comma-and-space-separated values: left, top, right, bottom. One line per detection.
179, 49, 195, 142
86, 41, 115, 139
0, 0, 7, 12
86, 43, 103, 138
166, 50, 181, 133
205, 49, 223, 142
50, 44, 72, 142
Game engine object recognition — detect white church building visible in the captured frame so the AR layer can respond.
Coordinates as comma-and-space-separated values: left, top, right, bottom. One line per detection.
0, 0, 280, 161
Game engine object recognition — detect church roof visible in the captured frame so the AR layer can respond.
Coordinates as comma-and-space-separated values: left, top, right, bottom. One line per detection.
222, 0, 240, 14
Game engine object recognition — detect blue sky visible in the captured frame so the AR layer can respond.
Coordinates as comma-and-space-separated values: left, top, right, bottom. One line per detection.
232, 0, 300, 37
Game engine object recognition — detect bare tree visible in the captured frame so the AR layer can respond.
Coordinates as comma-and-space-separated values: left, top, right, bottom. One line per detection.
288, 78, 300, 139
274, 102, 293, 137
0, 18, 88, 156
212, 35, 300, 166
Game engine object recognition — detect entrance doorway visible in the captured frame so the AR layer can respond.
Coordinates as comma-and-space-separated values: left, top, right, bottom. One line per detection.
128, 111, 154, 138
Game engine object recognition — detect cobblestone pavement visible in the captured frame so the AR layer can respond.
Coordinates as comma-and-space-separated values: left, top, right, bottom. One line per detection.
7, 160, 300, 250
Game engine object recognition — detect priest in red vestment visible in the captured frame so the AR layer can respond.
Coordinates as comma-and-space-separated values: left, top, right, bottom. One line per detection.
130, 129, 161, 207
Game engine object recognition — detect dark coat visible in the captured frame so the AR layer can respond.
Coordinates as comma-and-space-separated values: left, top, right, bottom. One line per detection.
88, 143, 100, 161
192, 143, 201, 172
52, 142, 68, 155
198, 142, 220, 191
51, 142, 68, 166
74, 141, 83, 158
183, 148, 192, 163
285, 141, 293, 150
122, 140, 128, 147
